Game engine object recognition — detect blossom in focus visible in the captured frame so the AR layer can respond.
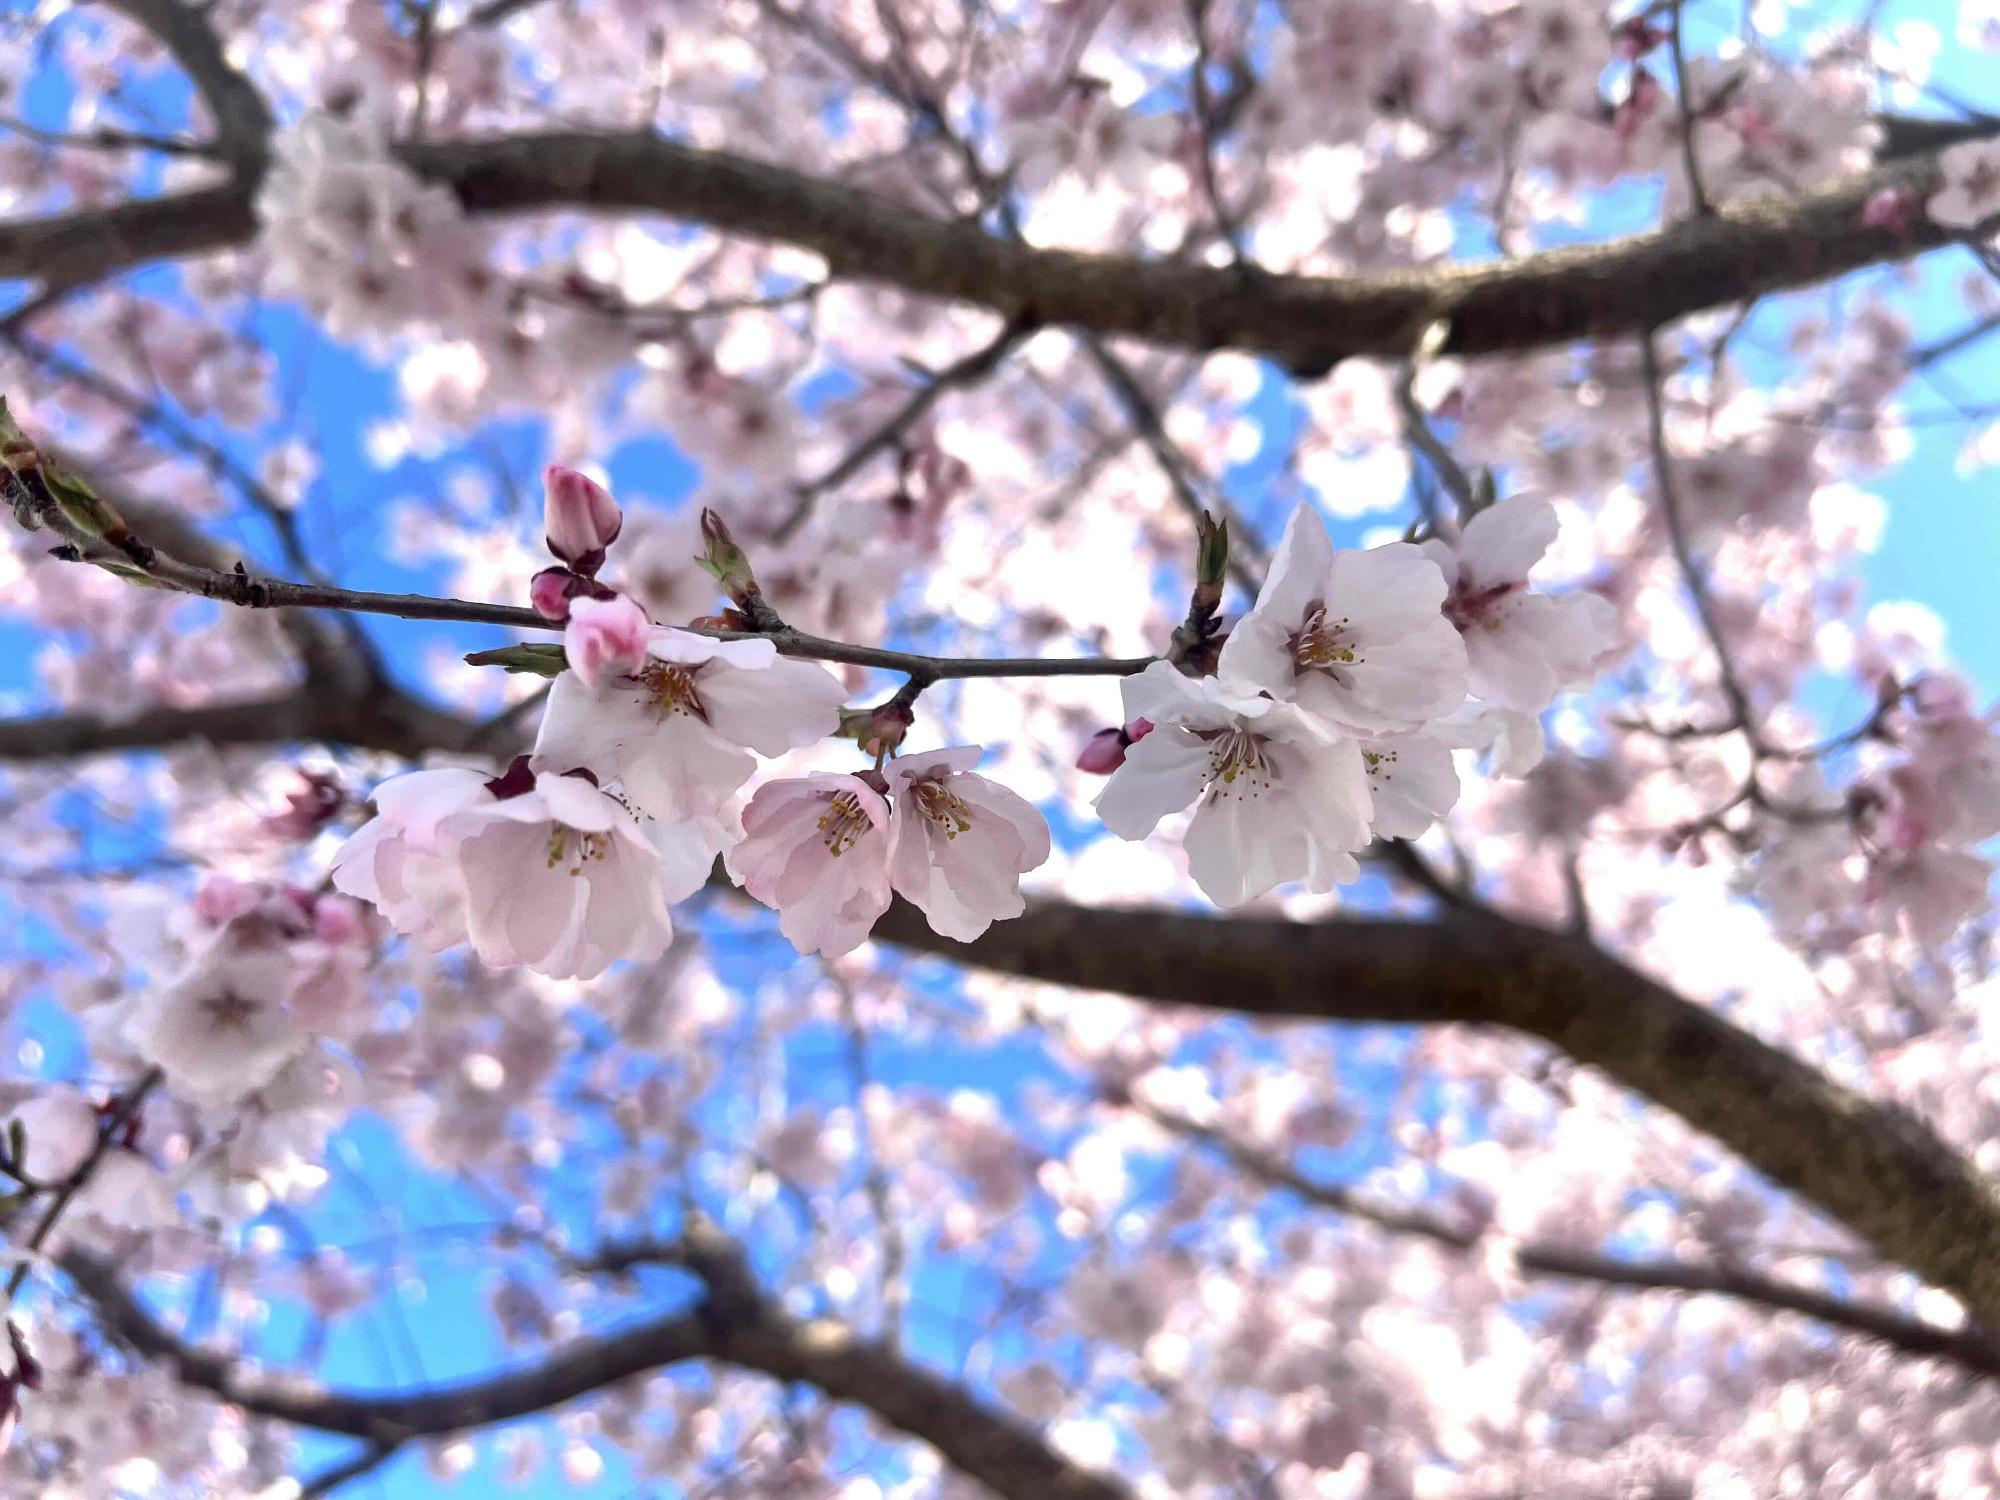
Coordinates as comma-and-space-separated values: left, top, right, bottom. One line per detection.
534, 626, 846, 823
1222, 503, 1468, 734
727, 773, 893, 956
331, 767, 497, 951
887, 747, 1052, 941
563, 594, 651, 691
1095, 662, 1373, 906
543, 464, 623, 573
435, 769, 694, 981
1420, 493, 1617, 714
1358, 732, 1461, 840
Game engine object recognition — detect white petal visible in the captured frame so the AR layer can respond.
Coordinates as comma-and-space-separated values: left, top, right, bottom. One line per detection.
1094, 730, 1210, 839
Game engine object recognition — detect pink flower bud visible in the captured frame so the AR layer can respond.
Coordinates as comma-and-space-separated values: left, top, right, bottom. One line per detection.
312, 894, 366, 946
1076, 728, 1129, 775
192, 875, 256, 928
564, 594, 651, 691
1861, 186, 1917, 234
543, 465, 622, 573
530, 566, 581, 622
264, 770, 345, 840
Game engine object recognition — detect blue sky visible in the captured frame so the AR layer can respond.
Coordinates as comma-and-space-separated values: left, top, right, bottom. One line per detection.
3, 2, 2000, 1494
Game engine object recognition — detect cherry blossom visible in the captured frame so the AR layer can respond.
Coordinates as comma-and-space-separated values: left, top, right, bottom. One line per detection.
1420, 494, 1619, 715
122, 937, 306, 1111
436, 768, 696, 980
1095, 663, 1373, 906
886, 747, 1052, 941
331, 766, 496, 951
1220, 502, 1469, 734
533, 627, 846, 823
4, 1090, 98, 1184
726, 773, 893, 957
6, 3, 2000, 1496
1927, 137, 2000, 228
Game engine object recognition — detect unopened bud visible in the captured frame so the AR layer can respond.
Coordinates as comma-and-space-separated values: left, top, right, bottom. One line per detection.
564, 594, 652, 692
530, 567, 578, 622
839, 702, 915, 758
1861, 186, 1917, 235
1076, 718, 1154, 775
1194, 510, 1228, 597
543, 465, 622, 574
1076, 727, 1129, 775
695, 507, 763, 611
264, 770, 345, 841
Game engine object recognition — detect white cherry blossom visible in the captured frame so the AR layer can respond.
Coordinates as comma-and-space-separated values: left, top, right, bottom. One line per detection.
534, 626, 846, 823
1095, 662, 1373, 906
1220, 503, 1468, 734
5, 1090, 100, 1183
123, 940, 306, 1111
331, 766, 496, 951
1420, 494, 1618, 714
1359, 732, 1461, 840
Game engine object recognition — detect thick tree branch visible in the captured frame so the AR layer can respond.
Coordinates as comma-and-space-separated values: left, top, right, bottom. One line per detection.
0, 689, 484, 764
0, 124, 1989, 373
871, 898, 2000, 1333
61, 1233, 1131, 1500
1130, 1096, 2000, 1379
92, 0, 273, 168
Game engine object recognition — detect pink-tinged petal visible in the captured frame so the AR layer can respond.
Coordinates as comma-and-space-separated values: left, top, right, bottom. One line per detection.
1249, 500, 1338, 626
1094, 729, 1211, 840
1457, 493, 1558, 587
698, 655, 846, 756
564, 595, 652, 691
1216, 611, 1298, 699
646, 626, 777, 669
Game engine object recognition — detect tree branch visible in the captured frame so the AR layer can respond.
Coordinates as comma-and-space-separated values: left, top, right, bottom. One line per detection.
91, 0, 273, 169
1, 124, 1990, 374
1128, 1095, 2000, 1379
870, 898, 2000, 1333
61, 1231, 1131, 1500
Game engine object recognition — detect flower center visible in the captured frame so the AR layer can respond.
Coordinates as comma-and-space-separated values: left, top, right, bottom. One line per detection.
1292, 603, 1359, 671
1443, 580, 1522, 632
818, 792, 873, 857
1204, 727, 1277, 796
546, 826, 612, 873
639, 661, 708, 720
200, 989, 262, 1030
909, 780, 974, 838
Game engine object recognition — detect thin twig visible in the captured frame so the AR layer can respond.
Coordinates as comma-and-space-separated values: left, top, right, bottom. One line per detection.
6, 1068, 162, 1301
1666, 2, 1714, 216
1638, 330, 1763, 751
6, 466, 1153, 686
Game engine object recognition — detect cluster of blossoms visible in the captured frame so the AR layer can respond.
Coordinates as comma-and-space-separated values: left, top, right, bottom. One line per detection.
331, 470, 1615, 968
1090, 496, 1616, 906
334, 467, 1051, 974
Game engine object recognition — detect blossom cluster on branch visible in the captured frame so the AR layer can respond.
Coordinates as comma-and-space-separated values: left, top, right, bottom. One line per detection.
3, 0, 2000, 1496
